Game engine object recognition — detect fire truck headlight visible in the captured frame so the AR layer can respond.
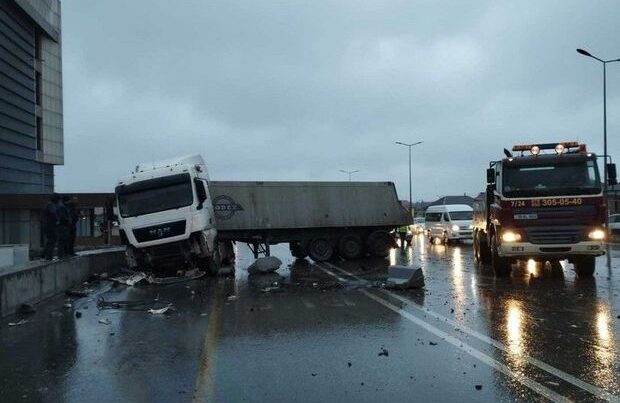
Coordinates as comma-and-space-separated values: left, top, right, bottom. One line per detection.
501, 230, 522, 242
451, 225, 460, 231
588, 229, 606, 240
530, 145, 540, 155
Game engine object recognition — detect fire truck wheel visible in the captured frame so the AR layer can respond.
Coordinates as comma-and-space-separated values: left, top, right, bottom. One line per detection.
308, 238, 334, 262
573, 256, 595, 277
491, 235, 511, 277
478, 233, 492, 264
207, 246, 221, 276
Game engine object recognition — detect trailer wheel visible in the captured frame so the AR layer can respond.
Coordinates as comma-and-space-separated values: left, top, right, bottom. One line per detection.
573, 256, 595, 277
338, 234, 363, 260
308, 238, 333, 262
207, 246, 221, 276
491, 235, 511, 277
366, 231, 393, 258
289, 242, 308, 259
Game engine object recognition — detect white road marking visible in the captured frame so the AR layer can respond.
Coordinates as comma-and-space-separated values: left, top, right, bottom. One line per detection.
320, 262, 619, 402
361, 289, 571, 403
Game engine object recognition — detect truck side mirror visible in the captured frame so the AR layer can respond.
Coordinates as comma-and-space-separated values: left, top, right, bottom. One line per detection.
194, 178, 207, 209
486, 168, 495, 185
607, 163, 617, 186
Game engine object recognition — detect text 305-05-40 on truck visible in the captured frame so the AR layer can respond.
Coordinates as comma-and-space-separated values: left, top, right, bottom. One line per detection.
472, 141, 617, 277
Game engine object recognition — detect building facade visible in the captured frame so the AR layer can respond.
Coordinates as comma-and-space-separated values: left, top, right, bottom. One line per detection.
0, 0, 63, 194
0, 0, 62, 254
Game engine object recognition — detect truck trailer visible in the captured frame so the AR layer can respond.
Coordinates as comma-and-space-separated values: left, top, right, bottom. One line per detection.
115, 155, 411, 273
472, 141, 616, 277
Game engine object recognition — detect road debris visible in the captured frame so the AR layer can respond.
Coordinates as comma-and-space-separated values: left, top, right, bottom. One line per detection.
8, 319, 28, 327
148, 304, 173, 315
110, 272, 148, 286
429, 341, 438, 346
111, 269, 205, 286
98, 318, 111, 325
63, 302, 72, 309
227, 295, 238, 302
96, 296, 172, 312
247, 256, 282, 274
475, 385, 483, 390
75, 311, 82, 318
66, 283, 94, 297
378, 347, 389, 357
385, 266, 424, 289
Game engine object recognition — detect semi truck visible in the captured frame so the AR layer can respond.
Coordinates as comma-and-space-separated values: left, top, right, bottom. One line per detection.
472, 141, 616, 277
114, 155, 411, 273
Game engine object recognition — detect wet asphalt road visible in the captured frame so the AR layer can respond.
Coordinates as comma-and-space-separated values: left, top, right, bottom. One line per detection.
1, 236, 620, 402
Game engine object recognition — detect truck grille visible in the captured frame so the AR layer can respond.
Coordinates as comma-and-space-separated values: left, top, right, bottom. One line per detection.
133, 220, 186, 242
525, 227, 582, 244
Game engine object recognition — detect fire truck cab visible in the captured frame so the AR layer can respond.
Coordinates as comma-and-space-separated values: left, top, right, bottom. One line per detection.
473, 141, 616, 277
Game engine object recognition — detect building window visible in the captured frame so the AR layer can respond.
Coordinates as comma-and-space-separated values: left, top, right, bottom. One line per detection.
36, 117, 43, 151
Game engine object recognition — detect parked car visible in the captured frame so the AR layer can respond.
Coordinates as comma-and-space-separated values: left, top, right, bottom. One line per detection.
425, 204, 473, 244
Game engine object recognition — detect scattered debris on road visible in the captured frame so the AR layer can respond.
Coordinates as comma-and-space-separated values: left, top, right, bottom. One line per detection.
148, 304, 173, 315
75, 311, 82, 318
63, 302, 73, 309
96, 296, 172, 312
385, 266, 424, 289
429, 341, 438, 346
378, 347, 389, 357
98, 318, 112, 325
227, 295, 238, 302
8, 319, 28, 327
66, 283, 94, 297
247, 256, 282, 274
110, 269, 205, 286
475, 385, 483, 390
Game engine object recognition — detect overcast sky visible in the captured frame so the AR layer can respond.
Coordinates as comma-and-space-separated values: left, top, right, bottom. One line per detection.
55, 0, 620, 201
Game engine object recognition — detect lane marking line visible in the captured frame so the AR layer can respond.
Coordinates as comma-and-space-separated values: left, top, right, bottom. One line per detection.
361, 288, 570, 403
320, 262, 619, 402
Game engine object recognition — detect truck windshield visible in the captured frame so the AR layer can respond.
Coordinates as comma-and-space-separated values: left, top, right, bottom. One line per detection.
449, 211, 472, 220
116, 173, 194, 217
502, 159, 601, 197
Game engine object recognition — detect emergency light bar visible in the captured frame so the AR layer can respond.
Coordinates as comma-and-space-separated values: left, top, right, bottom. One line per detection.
511, 141, 586, 156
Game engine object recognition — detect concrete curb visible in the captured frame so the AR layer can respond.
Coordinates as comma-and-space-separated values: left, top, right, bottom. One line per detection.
0, 248, 126, 318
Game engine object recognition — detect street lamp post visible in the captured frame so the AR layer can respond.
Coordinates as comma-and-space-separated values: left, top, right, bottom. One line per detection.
577, 48, 620, 272
395, 141, 423, 218
339, 169, 359, 182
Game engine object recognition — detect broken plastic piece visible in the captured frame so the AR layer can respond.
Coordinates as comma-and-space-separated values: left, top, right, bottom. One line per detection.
385, 266, 425, 289
8, 319, 28, 327
98, 318, 112, 325
148, 304, 173, 315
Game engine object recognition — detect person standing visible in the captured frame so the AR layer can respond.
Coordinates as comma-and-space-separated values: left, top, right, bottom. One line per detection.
56, 196, 70, 259
63, 196, 79, 256
43, 193, 60, 260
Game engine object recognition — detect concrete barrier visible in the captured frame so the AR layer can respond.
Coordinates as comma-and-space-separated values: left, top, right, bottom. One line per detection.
0, 247, 126, 317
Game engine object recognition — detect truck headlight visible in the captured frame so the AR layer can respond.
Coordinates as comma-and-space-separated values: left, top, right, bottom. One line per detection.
451, 225, 459, 231
501, 230, 521, 242
588, 228, 606, 240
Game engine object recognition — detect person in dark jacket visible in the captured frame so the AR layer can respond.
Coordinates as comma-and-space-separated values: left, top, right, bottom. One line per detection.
63, 195, 79, 256
43, 193, 60, 260
56, 196, 71, 259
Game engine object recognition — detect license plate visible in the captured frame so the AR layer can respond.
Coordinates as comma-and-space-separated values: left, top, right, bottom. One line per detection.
514, 214, 537, 220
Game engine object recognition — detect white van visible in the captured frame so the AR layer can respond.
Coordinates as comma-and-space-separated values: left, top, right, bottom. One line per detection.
425, 204, 473, 244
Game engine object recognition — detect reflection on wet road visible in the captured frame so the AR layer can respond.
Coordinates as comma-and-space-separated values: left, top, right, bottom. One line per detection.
1, 236, 620, 402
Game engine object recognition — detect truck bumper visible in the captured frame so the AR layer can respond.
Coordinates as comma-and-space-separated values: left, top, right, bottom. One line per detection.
499, 241, 604, 258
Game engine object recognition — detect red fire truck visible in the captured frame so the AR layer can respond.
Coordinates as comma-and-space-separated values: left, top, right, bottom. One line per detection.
472, 141, 616, 277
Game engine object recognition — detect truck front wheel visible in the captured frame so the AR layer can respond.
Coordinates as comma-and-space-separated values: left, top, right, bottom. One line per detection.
308, 238, 334, 262
491, 235, 511, 277
573, 256, 595, 277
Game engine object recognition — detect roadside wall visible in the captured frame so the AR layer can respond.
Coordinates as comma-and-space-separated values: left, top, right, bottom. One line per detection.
0, 248, 125, 317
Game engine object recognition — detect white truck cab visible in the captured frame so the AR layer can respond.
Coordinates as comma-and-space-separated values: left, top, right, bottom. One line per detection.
115, 155, 220, 272
425, 204, 473, 244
